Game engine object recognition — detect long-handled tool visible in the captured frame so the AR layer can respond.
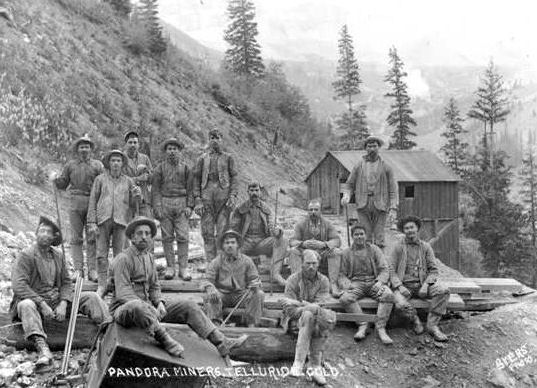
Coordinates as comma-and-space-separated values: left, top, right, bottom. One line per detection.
220, 289, 252, 327
344, 204, 351, 247
53, 185, 67, 266
60, 272, 83, 375
270, 188, 280, 296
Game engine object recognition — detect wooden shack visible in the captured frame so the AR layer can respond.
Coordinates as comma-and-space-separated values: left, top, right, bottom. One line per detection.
305, 150, 461, 269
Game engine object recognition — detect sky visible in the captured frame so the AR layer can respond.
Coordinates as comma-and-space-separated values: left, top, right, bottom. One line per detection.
157, 0, 537, 71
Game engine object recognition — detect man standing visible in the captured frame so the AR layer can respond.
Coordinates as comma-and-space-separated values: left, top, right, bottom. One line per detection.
281, 250, 336, 386
53, 136, 103, 281
152, 138, 193, 280
289, 199, 342, 296
338, 225, 394, 344
10, 216, 110, 368
202, 230, 264, 327
123, 130, 153, 218
390, 215, 450, 342
193, 129, 239, 261
231, 182, 287, 287
341, 136, 397, 249
88, 149, 141, 295
109, 217, 247, 358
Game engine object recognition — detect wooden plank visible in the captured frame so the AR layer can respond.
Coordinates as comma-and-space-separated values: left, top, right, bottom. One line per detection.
221, 308, 377, 323
467, 278, 523, 292
439, 279, 481, 294
450, 298, 518, 311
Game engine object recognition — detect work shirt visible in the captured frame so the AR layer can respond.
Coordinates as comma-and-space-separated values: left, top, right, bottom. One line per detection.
403, 242, 421, 283
339, 243, 390, 288
365, 158, 380, 194
208, 153, 219, 181
152, 161, 193, 208
204, 253, 260, 294
246, 207, 265, 237
347, 247, 375, 282
88, 172, 136, 227
55, 158, 104, 196
109, 245, 162, 313
123, 151, 152, 204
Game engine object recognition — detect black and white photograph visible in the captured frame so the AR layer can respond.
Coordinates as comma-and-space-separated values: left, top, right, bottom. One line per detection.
0, 0, 536, 387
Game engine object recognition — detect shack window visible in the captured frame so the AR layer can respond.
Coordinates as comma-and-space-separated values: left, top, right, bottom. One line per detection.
405, 185, 415, 198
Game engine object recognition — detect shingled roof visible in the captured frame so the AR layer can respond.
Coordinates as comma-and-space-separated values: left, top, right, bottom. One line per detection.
306, 150, 460, 182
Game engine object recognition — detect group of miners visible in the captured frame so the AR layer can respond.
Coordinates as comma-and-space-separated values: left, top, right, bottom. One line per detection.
10, 132, 451, 386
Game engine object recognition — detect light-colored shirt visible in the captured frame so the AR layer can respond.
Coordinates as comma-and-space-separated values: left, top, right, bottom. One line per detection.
365, 159, 380, 194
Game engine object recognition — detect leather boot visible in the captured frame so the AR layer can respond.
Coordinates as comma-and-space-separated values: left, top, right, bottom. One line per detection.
308, 350, 327, 386
208, 330, 248, 356
96, 256, 108, 293
32, 335, 53, 367
413, 315, 424, 335
353, 323, 368, 341
375, 302, 393, 345
177, 242, 192, 281
154, 327, 184, 357
426, 313, 448, 342
163, 241, 176, 280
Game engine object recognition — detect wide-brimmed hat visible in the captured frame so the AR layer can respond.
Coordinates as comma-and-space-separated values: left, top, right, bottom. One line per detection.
73, 135, 94, 150
161, 137, 185, 151
124, 130, 139, 142
398, 215, 422, 232
103, 149, 127, 168
220, 229, 242, 248
36, 216, 62, 246
364, 135, 384, 147
125, 216, 157, 239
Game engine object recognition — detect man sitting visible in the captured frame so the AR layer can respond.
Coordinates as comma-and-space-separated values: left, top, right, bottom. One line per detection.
280, 250, 336, 386
390, 215, 450, 342
338, 225, 394, 344
202, 230, 265, 327
108, 217, 247, 358
11, 216, 110, 369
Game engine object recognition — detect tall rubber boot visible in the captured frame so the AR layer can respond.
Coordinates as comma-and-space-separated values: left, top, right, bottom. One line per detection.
327, 253, 342, 297
96, 256, 108, 298
375, 302, 394, 345
162, 240, 176, 280
86, 235, 98, 282
346, 301, 368, 341
290, 316, 313, 377
426, 312, 448, 342
154, 326, 184, 357
177, 241, 191, 281
271, 237, 288, 286
309, 336, 328, 386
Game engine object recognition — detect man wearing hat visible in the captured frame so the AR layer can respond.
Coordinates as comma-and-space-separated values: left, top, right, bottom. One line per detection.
109, 217, 247, 358
152, 138, 193, 280
341, 135, 397, 249
10, 216, 110, 369
389, 216, 450, 342
88, 149, 142, 295
53, 135, 104, 282
280, 249, 336, 386
193, 129, 239, 261
230, 181, 288, 286
123, 130, 153, 218
288, 199, 342, 297
202, 230, 264, 327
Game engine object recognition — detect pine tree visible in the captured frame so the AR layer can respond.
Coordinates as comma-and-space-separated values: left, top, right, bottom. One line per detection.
441, 98, 469, 176
139, 0, 167, 55
467, 60, 510, 166
332, 25, 368, 148
384, 47, 417, 150
223, 0, 265, 78
519, 145, 537, 286
105, 0, 131, 16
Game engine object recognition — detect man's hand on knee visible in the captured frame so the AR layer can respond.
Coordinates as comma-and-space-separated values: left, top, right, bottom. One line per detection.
206, 286, 220, 303
39, 301, 55, 320
54, 301, 68, 322
156, 302, 167, 320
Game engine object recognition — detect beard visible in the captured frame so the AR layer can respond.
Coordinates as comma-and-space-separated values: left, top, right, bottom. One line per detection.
168, 154, 179, 164
37, 236, 52, 248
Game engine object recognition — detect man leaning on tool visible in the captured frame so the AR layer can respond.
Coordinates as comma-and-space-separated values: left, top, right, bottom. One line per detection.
152, 138, 193, 281
108, 217, 247, 358
230, 181, 288, 287
280, 249, 336, 386
338, 224, 394, 345
10, 216, 110, 369
341, 135, 397, 249
123, 130, 153, 218
52, 135, 104, 282
288, 199, 342, 296
390, 215, 450, 342
202, 230, 265, 327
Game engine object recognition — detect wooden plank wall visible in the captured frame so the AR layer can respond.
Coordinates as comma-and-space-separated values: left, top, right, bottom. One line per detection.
307, 155, 349, 214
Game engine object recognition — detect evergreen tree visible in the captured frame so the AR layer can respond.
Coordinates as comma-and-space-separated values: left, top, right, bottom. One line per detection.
519, 145, 537, 286
105, 0, 131, 16
384, 47, 417, 150
332, 25, 368, 148
467, 60, 510, 166
441, 98, 469, 176
223, 0, 265, 78
139, 0, 167, 55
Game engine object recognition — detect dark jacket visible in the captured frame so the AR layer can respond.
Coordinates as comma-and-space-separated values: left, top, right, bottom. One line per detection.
10, 244, 72, 319
202, 253, 260, 293
389, 239, 439, 288
338, 243, 390, 289
55, 158, 104, 196
345, 155, 397, 211
231, 199, 275, 239
152, 161, 194, 209
290, 216, 341, 249
193, 151, 238, 198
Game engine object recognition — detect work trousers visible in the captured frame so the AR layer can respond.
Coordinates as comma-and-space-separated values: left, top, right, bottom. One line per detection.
16, 292, 110, 339
200, 181, 230, 261
203, 288, 264, 326
160, 196, 189, 270
339, 280, 394, 328
96, 219, 126, 288
356, 196, 388, 248
113, 298, 215, 339
69, 195, 97, 276
241, 235, 288, 286
393, 281, 450, 319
